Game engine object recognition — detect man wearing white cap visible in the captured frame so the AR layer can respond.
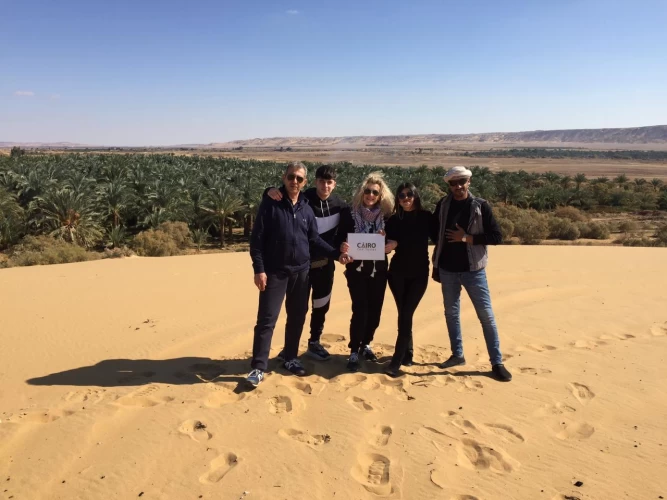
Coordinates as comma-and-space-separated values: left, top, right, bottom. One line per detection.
432, 166, 512, 382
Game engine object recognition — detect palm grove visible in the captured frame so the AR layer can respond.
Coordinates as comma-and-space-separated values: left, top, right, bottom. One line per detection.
1, 152, 666, 265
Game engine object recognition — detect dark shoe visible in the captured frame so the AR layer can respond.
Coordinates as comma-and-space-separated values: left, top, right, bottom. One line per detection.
384, 365, 402, 378
439, 355, 466, 369
362, 345, 378, 362
347, 352, 360, 372
276, 349, 286, 361
284, 359, 306, 377
492, 364, 512, 382
305, 341, 331, 360
402, 353, 414, 367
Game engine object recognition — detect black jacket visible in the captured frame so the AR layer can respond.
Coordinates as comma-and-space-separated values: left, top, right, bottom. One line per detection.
251, 187, 340, 275
385, 209, 438, 278
303, 188, 347, 261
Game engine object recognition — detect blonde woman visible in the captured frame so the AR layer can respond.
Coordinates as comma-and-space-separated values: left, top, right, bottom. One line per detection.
337, 172, 396, 372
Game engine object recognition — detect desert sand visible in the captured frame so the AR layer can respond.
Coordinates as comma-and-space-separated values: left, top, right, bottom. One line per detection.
1, 247, 666, 500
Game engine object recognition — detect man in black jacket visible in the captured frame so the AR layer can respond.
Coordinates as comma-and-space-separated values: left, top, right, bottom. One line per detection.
264, 165, 347, 360
247, 162, 349, 387
432, 166, 512, 382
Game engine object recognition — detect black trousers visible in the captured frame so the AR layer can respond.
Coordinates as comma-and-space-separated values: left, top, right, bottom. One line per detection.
388, 273, 429, 368
308, 259, 335, 343
251, 269, 309, 371
346, 268, 388, 354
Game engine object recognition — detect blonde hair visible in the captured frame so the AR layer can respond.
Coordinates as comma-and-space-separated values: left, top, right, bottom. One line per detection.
352, 171, 394, 216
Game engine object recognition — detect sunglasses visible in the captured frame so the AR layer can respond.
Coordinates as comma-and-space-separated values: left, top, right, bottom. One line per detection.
448, 179, 468, 187
364, 188, 380, 196
398, 191, 414, 200
286, 174, 305, 183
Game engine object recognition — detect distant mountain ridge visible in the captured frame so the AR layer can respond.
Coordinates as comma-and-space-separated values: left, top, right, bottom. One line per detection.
3, 125, 667, 149
214, 125, 667, 148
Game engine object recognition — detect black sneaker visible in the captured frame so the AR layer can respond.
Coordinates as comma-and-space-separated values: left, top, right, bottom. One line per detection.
362, 345, 378, 362
284, 359, 306, 377
347, 352, 360, 372
384, 365, 402, 378
439, 355, 466, 369
402, 352, 414, 367
492, 364, 512, 382
306, 341, 331, 360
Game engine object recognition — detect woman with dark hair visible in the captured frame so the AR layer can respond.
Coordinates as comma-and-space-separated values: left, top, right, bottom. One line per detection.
384, 182, 437, 377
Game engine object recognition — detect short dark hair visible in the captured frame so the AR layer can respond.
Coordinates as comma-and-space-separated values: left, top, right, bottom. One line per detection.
393, 182, 423, 214
315, 164, 336, 180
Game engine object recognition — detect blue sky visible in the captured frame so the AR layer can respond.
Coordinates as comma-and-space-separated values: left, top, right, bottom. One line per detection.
2, 0, 666, 145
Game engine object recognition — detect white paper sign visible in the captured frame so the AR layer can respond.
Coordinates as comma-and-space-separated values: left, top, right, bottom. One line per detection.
347, 233, 385, 261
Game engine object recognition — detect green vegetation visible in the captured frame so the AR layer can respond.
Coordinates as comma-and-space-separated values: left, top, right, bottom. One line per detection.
1, 153, 665, 266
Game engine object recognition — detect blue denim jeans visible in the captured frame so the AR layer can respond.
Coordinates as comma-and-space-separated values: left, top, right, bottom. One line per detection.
439, 268, 503, 366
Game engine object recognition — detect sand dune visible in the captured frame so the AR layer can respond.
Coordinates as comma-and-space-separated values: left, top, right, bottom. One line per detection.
1, 247, 666, 499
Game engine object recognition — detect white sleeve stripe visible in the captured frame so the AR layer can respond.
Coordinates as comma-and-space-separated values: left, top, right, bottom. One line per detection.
316, 213, 340, 234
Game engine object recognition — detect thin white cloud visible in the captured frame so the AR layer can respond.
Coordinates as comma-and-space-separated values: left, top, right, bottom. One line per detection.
50, 94, 61, 100
286, 9, 299, 15
14, 90, 35, 97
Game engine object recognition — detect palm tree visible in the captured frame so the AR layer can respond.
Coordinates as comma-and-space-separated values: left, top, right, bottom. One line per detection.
0, 188, 25, 247
651, 178, 664, 192
36, 188, 103, 247
97, 180, 133, 228
614, 174, 629, 189
574, 173, 587, 191
202, 182, 244, 247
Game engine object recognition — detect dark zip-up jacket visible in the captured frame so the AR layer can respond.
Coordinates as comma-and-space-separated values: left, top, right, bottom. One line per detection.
251, 186, 341, 275
263, 187, 347, 262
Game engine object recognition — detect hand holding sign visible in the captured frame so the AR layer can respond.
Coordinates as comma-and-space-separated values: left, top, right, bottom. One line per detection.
347, 233, 386, 260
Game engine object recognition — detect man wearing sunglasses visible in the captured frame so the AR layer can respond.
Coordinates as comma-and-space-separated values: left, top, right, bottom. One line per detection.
432, 166, 512, 382
248, 162, 351, 387
262, 165, 348, 361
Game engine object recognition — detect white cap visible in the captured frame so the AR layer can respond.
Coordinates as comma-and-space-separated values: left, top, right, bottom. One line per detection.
444, 166, 473, 182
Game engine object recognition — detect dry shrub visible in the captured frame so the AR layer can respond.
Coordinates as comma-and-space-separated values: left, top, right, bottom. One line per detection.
496, 217, 514, 243
133, 222, 191, 256
157, 222, 191, 248
577, 221, 611, 240
494, 205, 525, 224
554, 206, 588, 222
548, 217, 581, 240
514, 212, 549, 244
4, 235, 92, 267
618, 220, 640, 234
103, 246, 135, 259
655, 224, 667, 244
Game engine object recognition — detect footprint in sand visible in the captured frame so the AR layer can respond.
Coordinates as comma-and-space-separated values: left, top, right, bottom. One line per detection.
650, 322, 667, 337
616, 333, 636, 340
347, 396, 375, 412
484, 423, 525, 443
115, 385, 174, 407
521, 344, 558, 353
457, 438, 518, 473
552, 495, 582, 500
519, 367, 552, 375
570, 339, 604, 349
450, 496, 481, 500
199, 453, 239, 484
351, 453, 393, 496
320, 333, 346, 343
268, 395, 293, 415
179, 419, 212, 442
279, 378, 321, 396
534, 402, 577, 417
568, 382, 595, 405
188, 362, 226, 381
333, 373, 368, 390
443, 411, 480, 434
63, 388, 108, 405
459, 377, 484, 393
555, 421, 595, 440
278, 428, 331, 448
204, 382, 245, 408
370, 425, 393, 447
19, 409, 75, 424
